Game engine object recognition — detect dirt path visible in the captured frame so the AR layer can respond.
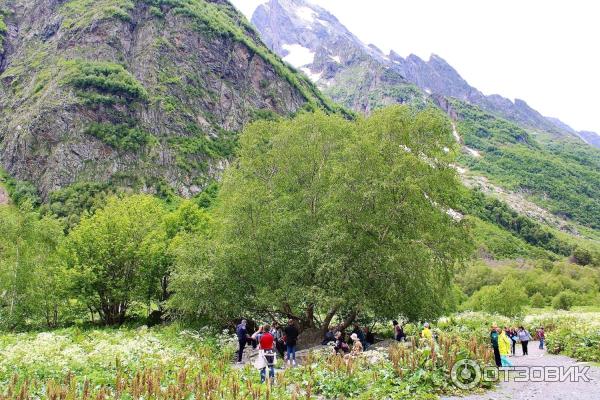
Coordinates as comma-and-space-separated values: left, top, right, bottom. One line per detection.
443, 341, 600, 400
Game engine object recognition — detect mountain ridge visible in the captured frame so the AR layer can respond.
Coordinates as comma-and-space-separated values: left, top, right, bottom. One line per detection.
251, 0, 599, 147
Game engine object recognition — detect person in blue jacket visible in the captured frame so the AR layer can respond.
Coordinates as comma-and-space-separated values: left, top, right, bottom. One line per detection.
236, 319, 248, 363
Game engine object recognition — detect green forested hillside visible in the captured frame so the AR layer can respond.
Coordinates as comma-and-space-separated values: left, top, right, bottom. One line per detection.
452, 100, 600, 229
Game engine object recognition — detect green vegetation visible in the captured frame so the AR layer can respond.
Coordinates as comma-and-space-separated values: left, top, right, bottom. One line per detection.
59, 0, 135, 31
452, 99, 600, 229
45, 182, 117, 228
546, 318, 600, 362
170, 106, 471, 328
324, 64, 429, 111
85, 122, 155, 151
462, 275, 529, 316
63, 60, 148, 104
169, 125, 237, 164
0, 325, 495, 399
0, 12, 7, 48
459, 189, 572, 256
0, 169, 41, 207
456, 261, 600, 313
0, 203, 64, 329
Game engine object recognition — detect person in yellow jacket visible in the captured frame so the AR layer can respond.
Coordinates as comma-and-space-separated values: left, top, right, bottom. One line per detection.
421, 322, 433, 340
498, 327, 513, 367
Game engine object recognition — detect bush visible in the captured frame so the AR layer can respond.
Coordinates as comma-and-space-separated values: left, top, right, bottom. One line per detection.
64, 60, 148, 103
85, 122, 155, 151
463, 276, 528, 317
530, 292, 546, 308
573, 247, 593, 266
552, 290, 575, 310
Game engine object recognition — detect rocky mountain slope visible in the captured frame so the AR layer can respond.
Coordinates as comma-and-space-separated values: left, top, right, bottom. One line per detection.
0, 0, 335, 198
251, 0, 597, 144
251, 0, 429, 113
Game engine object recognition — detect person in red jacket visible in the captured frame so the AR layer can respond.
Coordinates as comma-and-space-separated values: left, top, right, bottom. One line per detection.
258, 324, 276, 383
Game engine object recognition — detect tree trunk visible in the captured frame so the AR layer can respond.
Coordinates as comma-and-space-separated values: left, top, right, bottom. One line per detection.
320, 306, 339, 335
303, 304, 316, 330
338, 310, 358, 332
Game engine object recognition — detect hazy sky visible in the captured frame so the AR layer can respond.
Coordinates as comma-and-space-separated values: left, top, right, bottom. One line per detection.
231, 0, 600, 134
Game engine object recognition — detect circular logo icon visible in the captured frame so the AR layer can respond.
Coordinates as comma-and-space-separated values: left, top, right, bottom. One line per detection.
451, 359, 481, 389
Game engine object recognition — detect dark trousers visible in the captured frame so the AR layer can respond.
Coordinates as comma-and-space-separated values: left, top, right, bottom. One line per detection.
237, 339, 246, 362
493, 346, 502, 367
521, 340, 529, 355
275, 339, 285, 358
511, 340, 516, 355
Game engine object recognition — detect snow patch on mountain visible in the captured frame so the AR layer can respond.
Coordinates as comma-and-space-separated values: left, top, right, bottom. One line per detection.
301, 67, 322, 82
295, 6, 316, 23
282, 43, 315, 67
330, 55, 341, 63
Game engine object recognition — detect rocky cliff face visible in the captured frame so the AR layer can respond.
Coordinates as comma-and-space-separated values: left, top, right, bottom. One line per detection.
251, 0, 585, 141
0, 0, 331, 198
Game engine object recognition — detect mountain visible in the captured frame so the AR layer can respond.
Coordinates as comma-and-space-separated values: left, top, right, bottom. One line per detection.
251, 0, 583, 141
547, 117, 600, 149
0, 0, 335, 199
578, 131, 600, 149
251, 0, 429, 113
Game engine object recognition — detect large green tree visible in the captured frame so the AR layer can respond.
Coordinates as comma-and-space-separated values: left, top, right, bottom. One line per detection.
170, 106, 473, 330
64, 195, 169, 325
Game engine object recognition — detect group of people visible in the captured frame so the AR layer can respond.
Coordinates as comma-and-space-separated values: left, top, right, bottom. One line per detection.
236, 319, 299, 383
490, 324, 545, 367
393, 320, 433, 341
237, 318, 441, 383
322, 323, 376, 355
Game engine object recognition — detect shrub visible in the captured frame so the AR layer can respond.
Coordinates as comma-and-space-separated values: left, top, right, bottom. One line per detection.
573, 247, 593, 266
85, 122, 155, 151
463, 276, 528, 317
552, 290, 575, 310
64, 60, 148, 103
530, 292, 546, 308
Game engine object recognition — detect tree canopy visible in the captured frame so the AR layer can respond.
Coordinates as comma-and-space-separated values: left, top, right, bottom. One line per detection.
169, 106, 473, 329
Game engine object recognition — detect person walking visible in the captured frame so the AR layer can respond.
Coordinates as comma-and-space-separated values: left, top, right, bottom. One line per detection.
284, 319, 299, 366
518, 326, 532, 356
271, 322, 285, 359
393, 320, 405, 342
255, 324, 276, 383
508, 327, 518, 356
236, 319, 248, 363
490, 323, 502, 367
499, 327, 513, 367
537, 326, 545, 350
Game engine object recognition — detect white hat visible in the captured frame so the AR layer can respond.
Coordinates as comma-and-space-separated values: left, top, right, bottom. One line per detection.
350, 333, 359, 341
